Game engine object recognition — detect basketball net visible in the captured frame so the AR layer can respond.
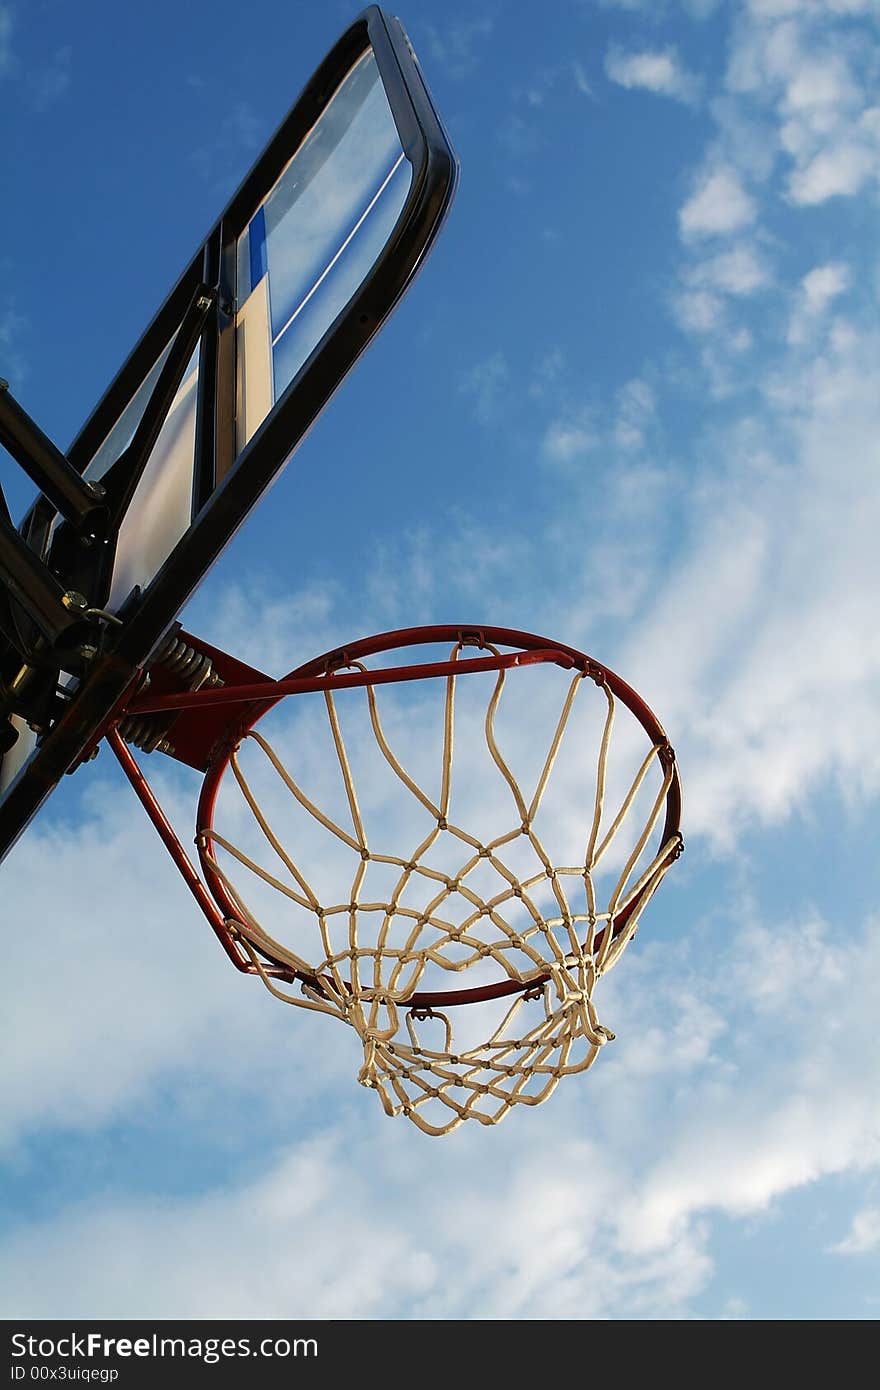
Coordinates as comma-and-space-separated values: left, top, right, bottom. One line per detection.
196, 641, 682, 1136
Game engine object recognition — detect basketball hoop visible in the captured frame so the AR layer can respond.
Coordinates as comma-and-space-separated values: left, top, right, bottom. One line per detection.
107, 625, 683, 1136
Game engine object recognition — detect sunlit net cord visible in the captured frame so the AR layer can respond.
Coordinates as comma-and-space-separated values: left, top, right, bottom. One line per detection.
198, 644, 681, 1136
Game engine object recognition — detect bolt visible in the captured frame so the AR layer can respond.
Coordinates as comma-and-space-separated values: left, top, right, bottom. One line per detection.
85, 480, 106, 499
62, 591, 89, 612
77, 644, 98, 661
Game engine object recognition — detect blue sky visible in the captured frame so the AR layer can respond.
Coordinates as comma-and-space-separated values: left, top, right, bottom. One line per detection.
2, 0, 880, 1319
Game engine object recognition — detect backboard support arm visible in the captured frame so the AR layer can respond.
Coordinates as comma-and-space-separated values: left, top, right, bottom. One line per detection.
0, 284, 213, 665
0, 504, 87, 650
0, 379, 109, 536
44, 283, 218, 617
97, 284, 217, 532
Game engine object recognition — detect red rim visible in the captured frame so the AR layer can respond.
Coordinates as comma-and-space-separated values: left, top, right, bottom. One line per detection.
196, 625, 682, 1007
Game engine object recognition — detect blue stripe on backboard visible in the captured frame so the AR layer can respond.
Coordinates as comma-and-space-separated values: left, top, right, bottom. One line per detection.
248, 206, 268, 291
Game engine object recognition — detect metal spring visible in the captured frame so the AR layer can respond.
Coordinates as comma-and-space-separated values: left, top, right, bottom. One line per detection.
119, 632, 222, 754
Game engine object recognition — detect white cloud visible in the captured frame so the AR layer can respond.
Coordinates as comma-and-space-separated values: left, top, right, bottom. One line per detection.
497, 111, 541, 160
782, 53, 858, 114
673, 286, 725, 335
193, 100, 266, 188
695, 244, 771, 295
747, 0, 875, 17
0, 1134, 441, 1319
605, 44, 701, 105
801, 261, 851, 311
541, 380, 654, 468
667, 2, 877, 389
2, 902, 879, 1318
596, 0, 720, 13
788, 136, 877, 204
191, 578, 341, 676
614, 378, 656, 450
0, 789, 354, 1150
787, 261, 851, 344
541, 417, 596, 463
725, 5, 880, 207
607, 911, 880, 1256
0, 1125, 700, 1318
423, 15, 494, 79
459, 351, 510, 425
572, 60, 593, 96
672, 242, 770, 352
831, 1207, 880, 1255
528, 346, 566, 398
620, 317, 880, 843
679, 166, 757, 238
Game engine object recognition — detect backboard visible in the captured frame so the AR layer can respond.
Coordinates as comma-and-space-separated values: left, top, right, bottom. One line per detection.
0, 6, 457, 859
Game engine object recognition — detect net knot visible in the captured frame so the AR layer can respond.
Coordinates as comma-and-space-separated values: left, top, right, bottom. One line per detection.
358, 1037, 379, 1088
410, 1006, 437, 1022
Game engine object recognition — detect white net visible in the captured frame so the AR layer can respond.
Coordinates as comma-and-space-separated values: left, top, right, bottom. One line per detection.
198, 641, 682, 1135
